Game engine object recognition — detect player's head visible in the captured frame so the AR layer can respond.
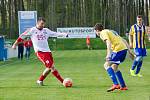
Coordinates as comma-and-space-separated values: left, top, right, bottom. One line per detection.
36, 17, 46, 30
136, 15, 143, 26
94, 23, 104, 36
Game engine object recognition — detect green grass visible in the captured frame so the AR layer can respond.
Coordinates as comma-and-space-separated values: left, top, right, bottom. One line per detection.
0, 50, 150, 100
51, 38, 106, 50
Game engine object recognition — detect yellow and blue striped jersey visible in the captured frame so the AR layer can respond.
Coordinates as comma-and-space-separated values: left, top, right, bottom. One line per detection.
129, 24, 146, 48
100, 29, 127, 52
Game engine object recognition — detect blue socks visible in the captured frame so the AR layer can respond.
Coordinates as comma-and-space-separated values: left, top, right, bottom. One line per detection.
131, 59, 138, 70
135, 61, 143, 74
107, 67, 126, 88
131, 57, 143, 74
107, 67, 118, 85
115, 70, 126, 87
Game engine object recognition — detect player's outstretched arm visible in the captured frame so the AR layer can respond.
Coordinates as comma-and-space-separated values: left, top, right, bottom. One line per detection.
56, 32, 68, 37
12, 38, 22, 49
12, 29, 31, 49
47, 28, 68, 37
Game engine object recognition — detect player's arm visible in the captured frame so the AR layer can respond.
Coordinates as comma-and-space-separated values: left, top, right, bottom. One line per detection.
12, 29, 31, 49
47, 28, 68, 37
122, 38, 131, 50
56, 32, 68, 37
145, 26, 149, 46
100, 31, 111, 61
122, 38, 135, 60
129, 35, 133, 48
12, 38, 23, 49
105, 39, 112, 61
129, 26, 134, 48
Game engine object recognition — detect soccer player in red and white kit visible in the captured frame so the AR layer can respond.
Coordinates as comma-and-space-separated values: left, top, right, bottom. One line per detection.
12, 17, 68, 86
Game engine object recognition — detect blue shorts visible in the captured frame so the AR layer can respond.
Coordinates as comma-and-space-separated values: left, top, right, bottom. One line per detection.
109, 49, 127, 65
134, 48, 147, 57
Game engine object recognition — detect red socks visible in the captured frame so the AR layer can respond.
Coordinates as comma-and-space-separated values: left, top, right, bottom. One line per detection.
52, 69, 64, 83
38, 69, 64, 83
39, 75, 46, 81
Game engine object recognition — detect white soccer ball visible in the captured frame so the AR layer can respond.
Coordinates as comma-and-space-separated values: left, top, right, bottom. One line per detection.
63, 78, 73, 87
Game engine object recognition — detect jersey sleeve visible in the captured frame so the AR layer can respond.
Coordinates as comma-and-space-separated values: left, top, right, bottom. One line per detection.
19, 28, 32, 39
17, 29, 32, 42
100, 31, 110, 41
46, 28, 67, 37
129, 25, 134, 35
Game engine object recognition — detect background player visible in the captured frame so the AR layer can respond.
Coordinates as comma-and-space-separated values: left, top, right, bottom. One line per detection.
94, 23, 134, 92
17, 38, 24, 60
24, 37, 32, 60
86, 35, 91, 50
12, 17, 68, 86
129, 15, 147, 77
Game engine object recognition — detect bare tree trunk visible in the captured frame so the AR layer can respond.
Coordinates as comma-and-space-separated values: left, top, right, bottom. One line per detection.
1, 0, 7, 34
145, 0, 149, 25
8, 0, 14, 38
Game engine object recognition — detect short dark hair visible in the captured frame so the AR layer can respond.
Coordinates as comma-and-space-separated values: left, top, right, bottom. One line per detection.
94, 23, 104, 31
38, 17, 46, 22
137, 15, 142, 19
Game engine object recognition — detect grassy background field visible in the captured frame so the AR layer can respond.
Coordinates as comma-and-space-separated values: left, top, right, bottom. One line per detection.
0, 50, 150, 100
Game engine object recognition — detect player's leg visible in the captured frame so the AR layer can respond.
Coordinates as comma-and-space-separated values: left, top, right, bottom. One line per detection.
104, 62, 120, 92
87, 44, 90, 50
51, 65, 64, 83
135, 48, 147, 77
36, 52, 64, 85
135, 56, 143, 77
28, 47, 31, 59
104, 62, 119, 85
115, 50, 128, 90
37, 68, 51, 86
106, 50, 128, 91
18, 46, 21, 60
111, 64, 127, 90
38, 64, 64, 84
25, 48, 27, 59
47, 52, 64, 83
130, 57, 138, 76
130, 48, 141, 76
20, 46, 24, 60
36, 52, 52, 85
26, 47, 30, 60
130, 56, 143, 76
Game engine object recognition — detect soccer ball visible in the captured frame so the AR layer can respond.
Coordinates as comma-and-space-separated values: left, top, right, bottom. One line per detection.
63, 78, 73, 87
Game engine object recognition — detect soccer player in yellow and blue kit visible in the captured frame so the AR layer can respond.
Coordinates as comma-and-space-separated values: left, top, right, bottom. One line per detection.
129, 15, 147, 77
94, 23, 134, 92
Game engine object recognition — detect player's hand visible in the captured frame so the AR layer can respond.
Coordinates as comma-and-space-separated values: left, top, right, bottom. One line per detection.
12, 44, 16, 49
60, 32, 68, 38
128, 50, 135, 60
105, 55, 110, 61
65, 33, 68, 37
129, 44, 133, 49
66, 34, 69, 37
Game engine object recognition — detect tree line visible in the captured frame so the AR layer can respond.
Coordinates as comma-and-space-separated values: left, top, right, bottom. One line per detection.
0, 0, 149, 38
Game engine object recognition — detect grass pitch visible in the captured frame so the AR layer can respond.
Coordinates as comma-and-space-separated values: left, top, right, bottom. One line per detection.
0, 50, 150, 100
